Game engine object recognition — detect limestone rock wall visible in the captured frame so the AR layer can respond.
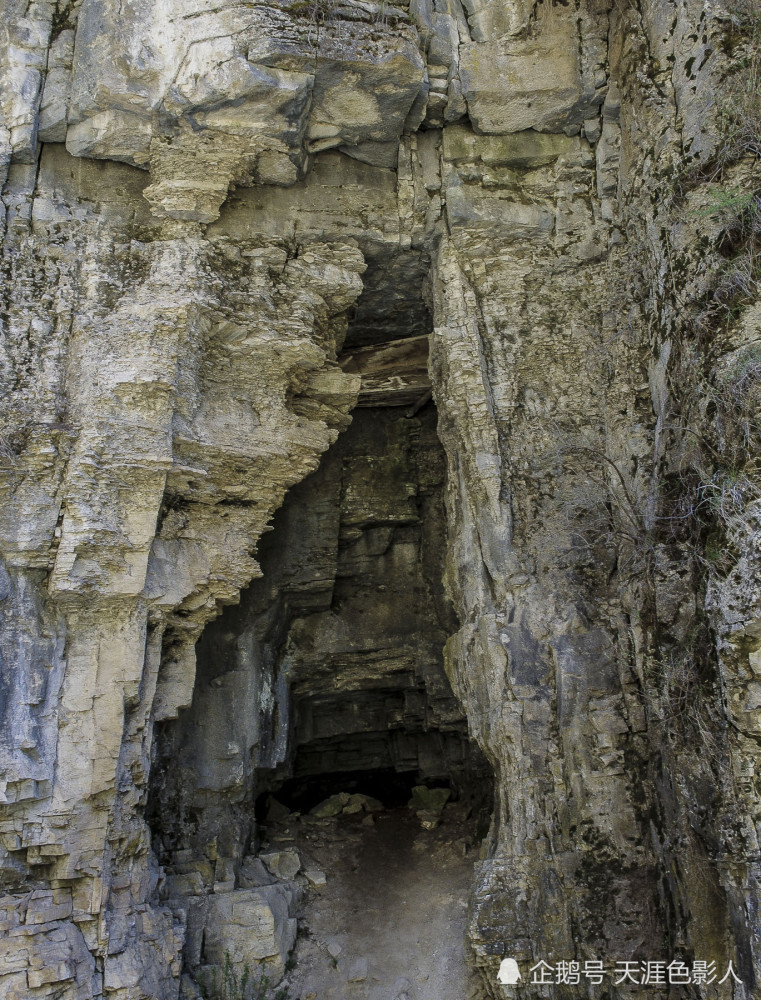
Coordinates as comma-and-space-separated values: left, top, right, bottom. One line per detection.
1, 0, 760, 997
0, 142, 364, 997
426, 1, 761, 994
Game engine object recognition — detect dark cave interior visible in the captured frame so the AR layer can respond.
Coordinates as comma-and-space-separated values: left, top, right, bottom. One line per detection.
147, 258, 494, 891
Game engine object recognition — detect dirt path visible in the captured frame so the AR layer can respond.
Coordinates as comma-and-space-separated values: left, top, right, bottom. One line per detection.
279, 806, 481, 1000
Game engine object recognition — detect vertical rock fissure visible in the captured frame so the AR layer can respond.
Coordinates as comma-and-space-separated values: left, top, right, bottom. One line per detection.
147, 361, 494, 996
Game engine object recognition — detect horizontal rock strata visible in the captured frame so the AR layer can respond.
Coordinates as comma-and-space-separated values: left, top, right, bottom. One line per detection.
1, 0, 760, 997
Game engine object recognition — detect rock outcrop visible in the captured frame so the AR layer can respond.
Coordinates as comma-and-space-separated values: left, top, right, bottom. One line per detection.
1, 0, 760, 997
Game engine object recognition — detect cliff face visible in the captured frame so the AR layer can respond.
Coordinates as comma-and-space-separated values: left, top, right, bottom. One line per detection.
1, 0, 760, 997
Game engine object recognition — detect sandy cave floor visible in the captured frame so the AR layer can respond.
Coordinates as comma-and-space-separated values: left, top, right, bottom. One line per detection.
268, 805, 483, 1000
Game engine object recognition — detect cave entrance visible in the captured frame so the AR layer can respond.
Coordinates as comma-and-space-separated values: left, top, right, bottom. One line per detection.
264, 767, 423, 815
147, 272, 493, 998
246, 395, 494, 822
245, 396, 493, 1000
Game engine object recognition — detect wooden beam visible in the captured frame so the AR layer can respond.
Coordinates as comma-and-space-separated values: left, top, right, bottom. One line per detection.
339, 335, 430, 407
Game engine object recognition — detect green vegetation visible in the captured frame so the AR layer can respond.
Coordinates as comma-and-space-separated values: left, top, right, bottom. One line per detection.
693, 186, 757, 221
286, 0, 334, 22
697, 0, 761, 320
199, 953, 289, 1000
717, 0, 761, 164
667, 2, 761, 563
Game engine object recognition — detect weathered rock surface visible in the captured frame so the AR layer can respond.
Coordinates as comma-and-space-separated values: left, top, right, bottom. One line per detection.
2, 0, 761, 997
203, 885, 297, 978
0, 140, 365, 998
64, 0, 426, 221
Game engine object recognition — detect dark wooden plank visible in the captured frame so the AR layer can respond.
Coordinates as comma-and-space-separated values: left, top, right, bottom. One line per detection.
339, 335, 430, 407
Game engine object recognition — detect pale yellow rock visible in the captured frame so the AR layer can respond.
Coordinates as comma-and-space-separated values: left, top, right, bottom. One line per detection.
203, 887, 297, 977
459, 18, 596, 134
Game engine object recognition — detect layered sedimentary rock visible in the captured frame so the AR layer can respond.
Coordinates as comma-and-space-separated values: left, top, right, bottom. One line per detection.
2, 0, 760, 997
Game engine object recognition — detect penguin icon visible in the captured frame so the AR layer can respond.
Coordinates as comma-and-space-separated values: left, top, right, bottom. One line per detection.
498, 958, 521, 985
